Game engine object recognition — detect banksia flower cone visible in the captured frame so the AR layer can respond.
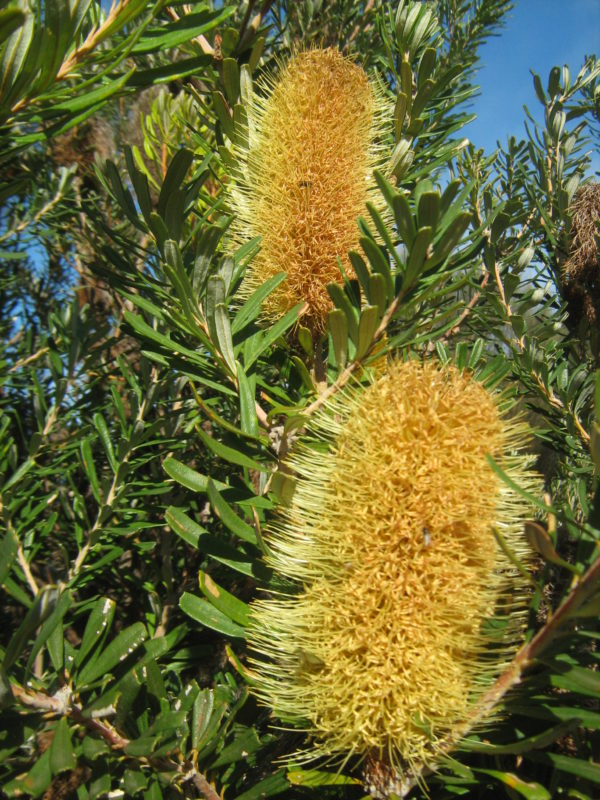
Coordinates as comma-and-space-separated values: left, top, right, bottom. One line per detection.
229, 48, 387, 332
248, 360, 537, 783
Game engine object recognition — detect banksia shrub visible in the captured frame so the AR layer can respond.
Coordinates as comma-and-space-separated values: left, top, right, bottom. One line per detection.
229, 48, 388, 332
248, 360, 537, 781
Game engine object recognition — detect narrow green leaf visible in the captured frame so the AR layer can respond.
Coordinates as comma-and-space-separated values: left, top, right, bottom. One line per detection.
212, 90, 234, 139
179, 593, 245, 638
348, 250, 371, 292
77, 623, 147, 687
328, 309, 348, 370
288, 769, 360, 787
394, 91, 407, 137
393, 192, 416, 246
214, 303, 236, 373
4, 748, 51, 798
360, 237, 393, 299
75, 598, 116, 668
199, 571, 250, 627
157, 148, 193, 220
355, 305, 380, 360
231, 273, 286, 334
367, 273, 387, 317
222, 57, 240, 104
475, 770, 551, 800
49, 718, 76, 775
80, 438, 101, 504
207, 478, 257, 543
417, 190, 441, 231
93, 412, 118, 474
327, 284, 358, 343
244, 303, 303, 368
26, 590, 73, 677
4, 586, 59, 673
237, 363, 259, 437
403, 225, 433, 287
233, 771, 289, 800
198, 428, 265, 471
0, 527, 18, 587
164, 457, 226, 494
166, 506, 206, 547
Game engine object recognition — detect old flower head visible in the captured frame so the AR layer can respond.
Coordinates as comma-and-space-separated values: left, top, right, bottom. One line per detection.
248, 360, 537, 786
229, 48, 388, 332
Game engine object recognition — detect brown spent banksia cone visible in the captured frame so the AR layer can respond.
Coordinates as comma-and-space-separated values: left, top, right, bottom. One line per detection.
247, 360, 538, 795
228, 48, 389, 333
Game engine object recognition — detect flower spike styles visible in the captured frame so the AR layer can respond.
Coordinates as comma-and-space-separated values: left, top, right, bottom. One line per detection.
229, 48, 389, 333
247, 360, 538, 787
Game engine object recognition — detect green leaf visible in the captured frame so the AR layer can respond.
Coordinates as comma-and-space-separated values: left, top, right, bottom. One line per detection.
93, 412, 118, 473
355, 305, 380, 361
166, 506, 206, 548
4, 586, 59, 673
223, 57, 240, 104
26, 590, 73, 676
75, 597, 116, 668
403, 225, 433, 287
132, 7, 235, 54
360, 236, 393, 299
328, 309, 348, 370
526, 752, 600, 784
244, 303, 303, 368
288, 769, 360, 787
164, 457, 226, 493
207, 478, 257, 543
231, 273, 286, 334
417, 190, 441, 230
214, 303, 236, 373
0, 527, 18, 587
393, 191, 416, 247
157, 149, 193, 220
475, 770, 551, 800
49, 718, 76, 775
0, 8, 25, 49
211, 726, 261, 767
179, 593, 245, 638
326, 284, 358, 343
199, 571, 250, 627
80, 437, 101, 504
4, 748, 51, 798
213, 90, 234, 139
77, 623, 147, 687
198, 428, 265, 472
233, 771, 289, 800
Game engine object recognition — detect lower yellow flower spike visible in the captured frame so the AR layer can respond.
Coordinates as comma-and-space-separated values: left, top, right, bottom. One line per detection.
248, 360, 538, 788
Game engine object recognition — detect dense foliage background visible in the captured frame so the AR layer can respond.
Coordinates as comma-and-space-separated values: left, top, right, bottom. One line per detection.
0, 1, 599, 798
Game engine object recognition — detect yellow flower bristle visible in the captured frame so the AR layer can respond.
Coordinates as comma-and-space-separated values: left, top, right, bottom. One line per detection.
248, 360, 537, 774
229, 48, 388, 332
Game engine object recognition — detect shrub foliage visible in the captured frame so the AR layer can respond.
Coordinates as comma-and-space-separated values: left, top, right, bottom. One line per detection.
0, 1, 599, 798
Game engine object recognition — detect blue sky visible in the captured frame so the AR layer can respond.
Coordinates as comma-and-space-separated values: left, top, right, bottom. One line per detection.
465, 0, 599, 174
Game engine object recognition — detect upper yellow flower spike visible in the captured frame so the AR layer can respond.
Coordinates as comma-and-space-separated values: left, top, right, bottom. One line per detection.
229, 48, 388, 333
248, 360, 538, 784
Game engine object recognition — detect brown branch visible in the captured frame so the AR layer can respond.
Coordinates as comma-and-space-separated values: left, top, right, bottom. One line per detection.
187, 770, 222, 800
442, 269, 490, 342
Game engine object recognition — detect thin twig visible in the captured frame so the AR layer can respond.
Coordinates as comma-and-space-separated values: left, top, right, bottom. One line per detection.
188, 771, 222, 800
442, 270, 490, 342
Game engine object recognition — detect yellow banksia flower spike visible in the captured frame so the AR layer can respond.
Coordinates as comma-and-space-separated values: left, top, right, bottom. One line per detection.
247, 359, 538, 787
229, 48, 390, 333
